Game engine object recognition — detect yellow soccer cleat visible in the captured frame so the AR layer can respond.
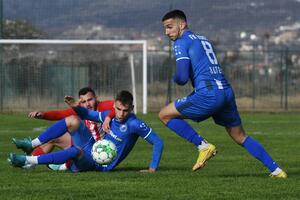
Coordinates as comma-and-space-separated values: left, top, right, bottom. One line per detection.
192, 143, 217, 171
270, 170, 287, 178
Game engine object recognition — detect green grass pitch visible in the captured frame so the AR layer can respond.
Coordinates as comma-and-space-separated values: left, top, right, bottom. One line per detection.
0, 112, 299, 199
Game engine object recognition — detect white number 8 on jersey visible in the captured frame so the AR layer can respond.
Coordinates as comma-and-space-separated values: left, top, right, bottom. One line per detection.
201, 40, 218, 65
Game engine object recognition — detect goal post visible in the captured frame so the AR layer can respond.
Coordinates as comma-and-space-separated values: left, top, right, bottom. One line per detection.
0, 39, 148, 114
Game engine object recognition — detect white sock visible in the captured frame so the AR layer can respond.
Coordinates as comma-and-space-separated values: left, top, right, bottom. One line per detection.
31, 138, 42, 148
271, 167, 282, 175
59, 163, 68, 171
26, 156, 38, 164
198, 140, 209, 150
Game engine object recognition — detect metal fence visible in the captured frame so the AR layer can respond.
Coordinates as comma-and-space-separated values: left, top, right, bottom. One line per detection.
0, 1, 299, 112
0, 43, 144, 112
0, 43, 299, 112
222, 49, 300, 111
148, 49, 300, 111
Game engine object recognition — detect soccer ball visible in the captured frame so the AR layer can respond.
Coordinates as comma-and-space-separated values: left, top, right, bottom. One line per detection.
91, 139, 117, 165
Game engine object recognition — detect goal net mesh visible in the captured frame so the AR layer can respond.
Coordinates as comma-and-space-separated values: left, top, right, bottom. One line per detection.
0, 42, 145, 112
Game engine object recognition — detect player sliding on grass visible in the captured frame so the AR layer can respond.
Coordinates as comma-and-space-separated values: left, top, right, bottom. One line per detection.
24, 87, 115, 170
9, 91, 164, 173
159, 9, 287, 178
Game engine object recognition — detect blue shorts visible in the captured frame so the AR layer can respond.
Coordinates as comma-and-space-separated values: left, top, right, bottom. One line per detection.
69, 121, 96, 172
70, 144, 95, 172
175, 87, 241, 127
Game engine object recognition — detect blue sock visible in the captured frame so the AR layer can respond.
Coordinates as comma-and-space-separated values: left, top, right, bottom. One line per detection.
37, 146, 80, 164
242, 136, 278, 172
166, 118, 203, 146
38, 119, 68, 143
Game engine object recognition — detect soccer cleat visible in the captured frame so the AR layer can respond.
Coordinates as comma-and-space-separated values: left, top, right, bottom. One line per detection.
270, 170, 287, 178
47, 163, 68, 171
192, 143, 217, 171
8, 153, 27, 168
12, 137, 33, 155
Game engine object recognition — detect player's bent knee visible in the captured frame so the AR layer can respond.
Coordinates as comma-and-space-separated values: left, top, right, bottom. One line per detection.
229, 130, 247, 145
72, 146, 83, 159
226, 126, 245, 144
234, 137, 245, 145
158, 109, 169, 124
65, 115, 81, 131
158, 110, 164, 120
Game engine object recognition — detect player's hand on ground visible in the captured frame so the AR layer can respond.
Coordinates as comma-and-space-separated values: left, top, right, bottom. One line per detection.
139, 168, 156, 173
102, 116, 111, 133
64, 96, 79, 108
28, 111, 43, 119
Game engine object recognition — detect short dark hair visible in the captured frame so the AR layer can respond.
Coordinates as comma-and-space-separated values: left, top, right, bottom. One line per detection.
162, 9, 187, 22
115, 90, 133, 107
78, 87, 96, 97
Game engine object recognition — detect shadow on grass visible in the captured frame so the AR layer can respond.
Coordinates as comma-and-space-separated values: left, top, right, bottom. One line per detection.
112, 165, 188, 172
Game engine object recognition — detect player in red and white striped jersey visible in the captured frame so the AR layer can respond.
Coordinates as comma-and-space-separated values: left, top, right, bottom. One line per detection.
27, 87, 114, 169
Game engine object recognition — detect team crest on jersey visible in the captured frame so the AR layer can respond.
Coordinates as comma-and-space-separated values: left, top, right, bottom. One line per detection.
120, 124, 127, 132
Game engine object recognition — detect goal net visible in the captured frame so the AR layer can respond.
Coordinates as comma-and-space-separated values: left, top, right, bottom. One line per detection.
0, 39, 147, 113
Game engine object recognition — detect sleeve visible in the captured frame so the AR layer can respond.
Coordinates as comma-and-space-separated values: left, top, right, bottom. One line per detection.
131, 119, 164, 170
42, 108, 76, 120
173, 59, 190, 85
174, 39, 190, 61
73, 106, 108, 123
97, 100, 115, 119
173, 40, 191, 85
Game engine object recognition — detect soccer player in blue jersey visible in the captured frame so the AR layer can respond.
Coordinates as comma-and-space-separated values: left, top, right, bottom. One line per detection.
159, 9, 287, 178
9, 91, 163, 173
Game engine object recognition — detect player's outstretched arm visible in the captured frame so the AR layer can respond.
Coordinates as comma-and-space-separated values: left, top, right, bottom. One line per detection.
28, 111, 44, 119
64, 96, 80, 108
65, 96, 103, 123
28, 109, 76, 121
133, 120, 164, 172
145, 131, 164, 171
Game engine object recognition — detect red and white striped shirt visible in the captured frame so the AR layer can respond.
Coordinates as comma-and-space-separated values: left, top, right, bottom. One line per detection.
42, 100, 115, 140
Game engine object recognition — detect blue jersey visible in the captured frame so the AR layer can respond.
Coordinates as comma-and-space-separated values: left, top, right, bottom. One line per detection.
173, 30, 230, 90
172, 30, 241, 126
75, 107, 164, 171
